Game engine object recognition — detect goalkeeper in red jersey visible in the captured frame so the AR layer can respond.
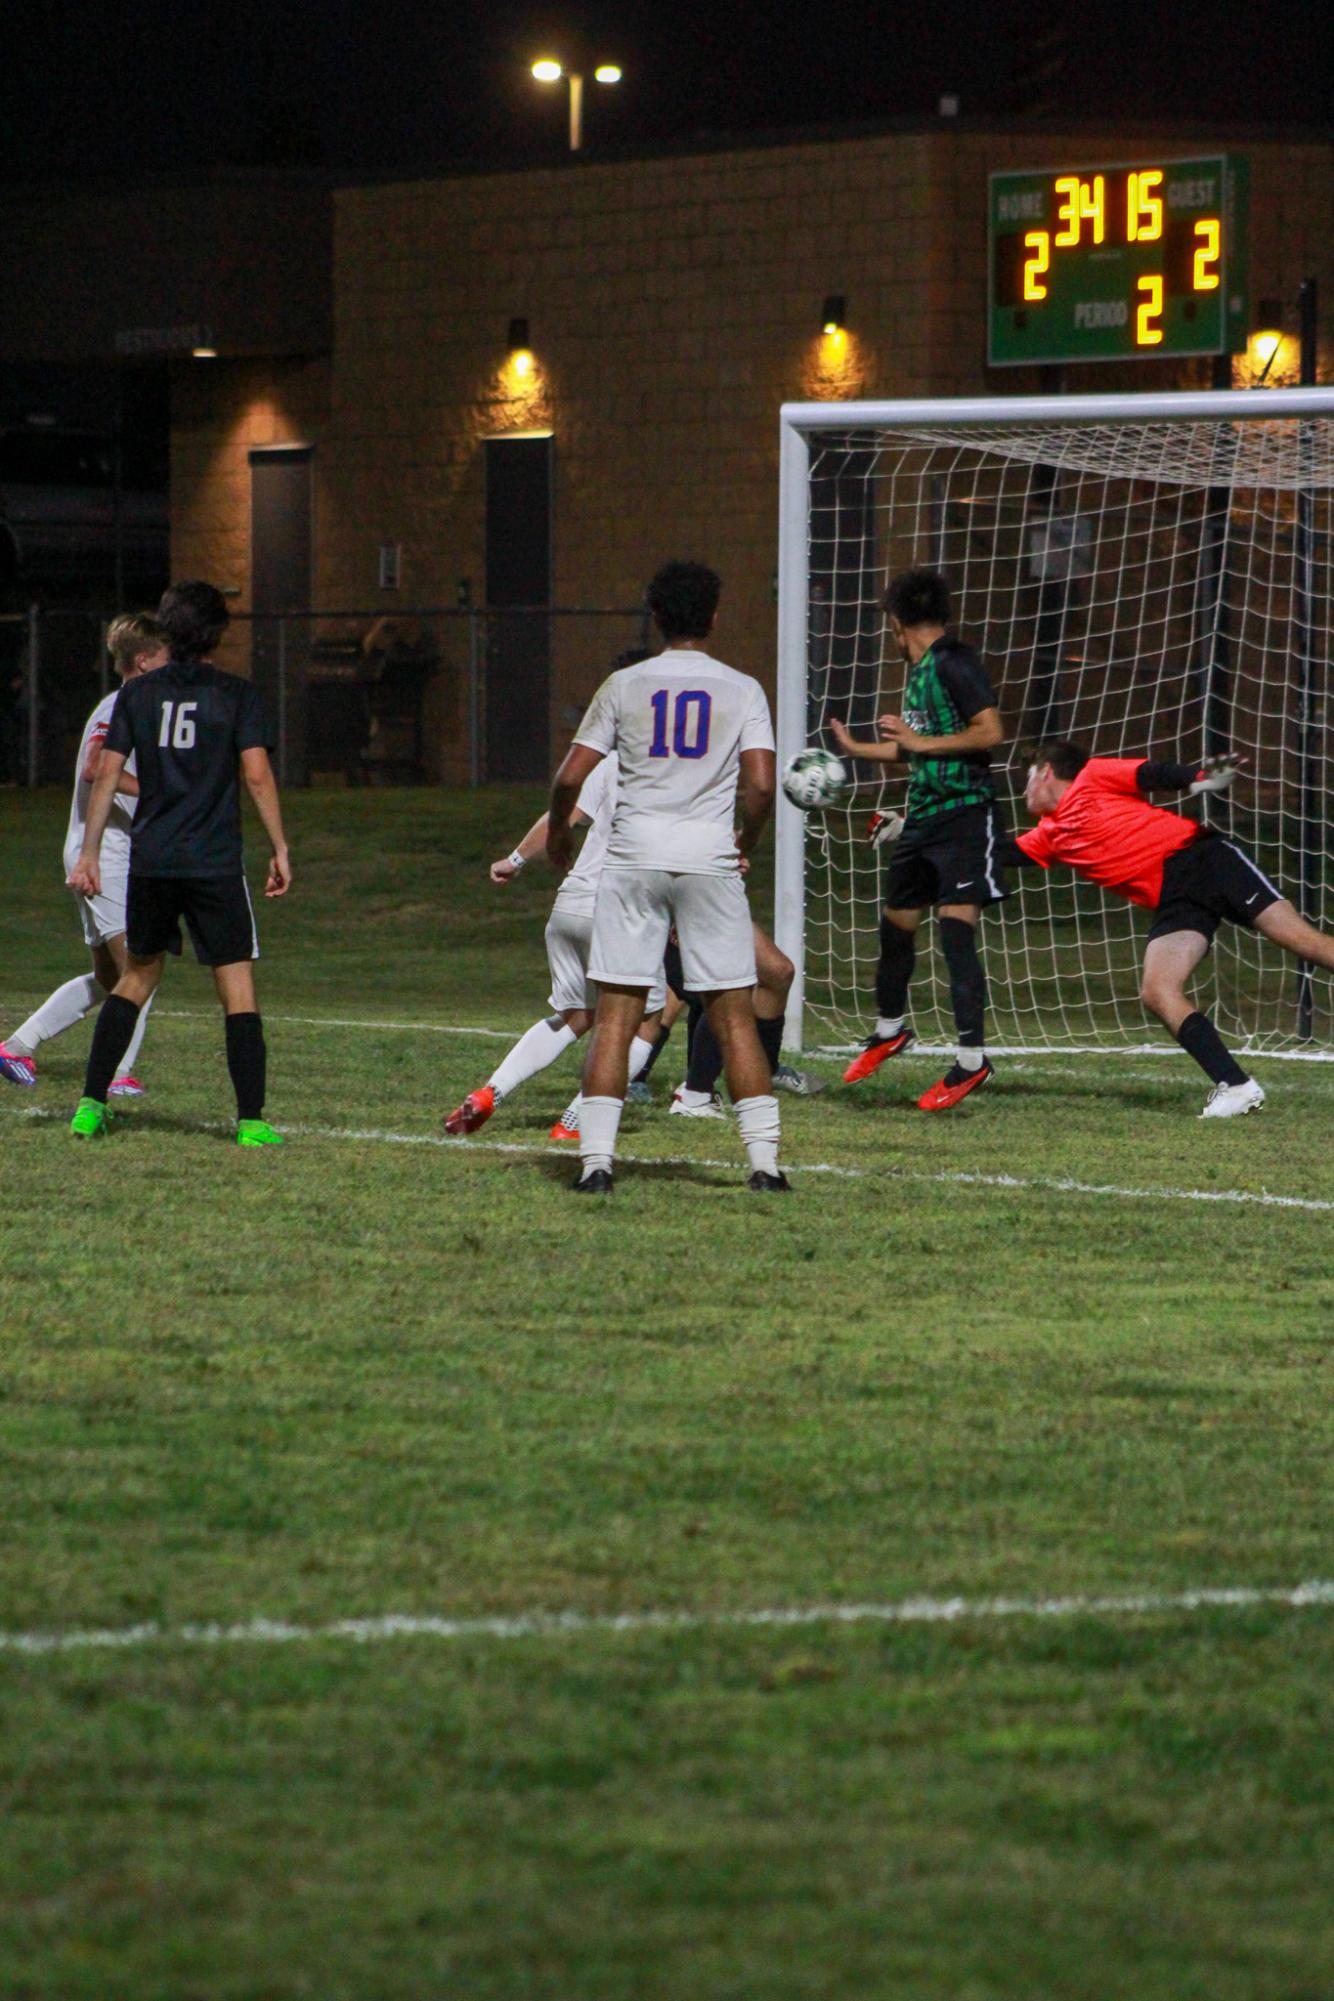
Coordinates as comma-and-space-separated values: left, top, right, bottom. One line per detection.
1009, 742, 1334, 1117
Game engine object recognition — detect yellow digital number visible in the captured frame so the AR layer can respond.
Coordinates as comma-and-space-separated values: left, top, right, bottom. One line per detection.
1136, 273, 1165, 346
1193, 217, 1221, 290
1127, 169, 1164, 243
1054, 175, 1081, 247
1080, 174, 1106, 245
1022, 230, 1051, 301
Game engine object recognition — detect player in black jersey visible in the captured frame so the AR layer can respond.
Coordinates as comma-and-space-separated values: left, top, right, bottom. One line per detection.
830, 567, 1007, 1111
66, 581, 292, 1144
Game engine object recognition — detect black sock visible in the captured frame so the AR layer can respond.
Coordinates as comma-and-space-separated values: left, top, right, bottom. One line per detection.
638, 1023, 671, 1081
225, 1012, 267, 1121
1176, 1010, 1248, 1087
876, 916, 916, 1019
83, 994, 141, 1104
939, 916, 987, 1049
686, 1010, 724, 1095
757, 1012, 785, 1074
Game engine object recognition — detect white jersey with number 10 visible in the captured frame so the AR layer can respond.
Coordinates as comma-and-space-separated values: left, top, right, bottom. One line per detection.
574, 649, 774, 876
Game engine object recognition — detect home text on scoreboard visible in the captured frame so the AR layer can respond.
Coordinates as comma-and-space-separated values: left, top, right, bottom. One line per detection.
988, 156, 1250, 367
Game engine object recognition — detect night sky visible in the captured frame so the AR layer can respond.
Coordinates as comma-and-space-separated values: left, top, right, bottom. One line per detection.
7, 0, 1332, 185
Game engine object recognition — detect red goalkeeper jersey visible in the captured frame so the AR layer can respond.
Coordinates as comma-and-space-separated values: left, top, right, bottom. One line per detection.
1016, 758, 1202, 908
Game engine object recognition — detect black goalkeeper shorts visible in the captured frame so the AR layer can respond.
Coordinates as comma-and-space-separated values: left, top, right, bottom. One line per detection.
127, 873, 260, 967
1147, 835, 1283, 945
883, 802, 1009, 910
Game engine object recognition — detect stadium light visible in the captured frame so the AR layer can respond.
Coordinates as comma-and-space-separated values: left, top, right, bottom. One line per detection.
530, 56, 622, 150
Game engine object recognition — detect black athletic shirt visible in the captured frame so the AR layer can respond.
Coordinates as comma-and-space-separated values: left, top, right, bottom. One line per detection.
105, 660, 272, 877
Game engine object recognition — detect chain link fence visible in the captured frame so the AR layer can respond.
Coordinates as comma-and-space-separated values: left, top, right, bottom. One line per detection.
0, 603, 652, 789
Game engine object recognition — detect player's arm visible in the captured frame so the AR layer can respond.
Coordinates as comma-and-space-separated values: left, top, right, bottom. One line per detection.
829, 715, 901, 763
879, 706, 1004, 756
240, 746, 293, 896
1138, 755, 1246, 795
491, 805, 591, 885
82, 733, 140, 796
735, 747, 777, 864
995, 829, 1050, 869
547, 743, 605, 874
67, 751, 128, 897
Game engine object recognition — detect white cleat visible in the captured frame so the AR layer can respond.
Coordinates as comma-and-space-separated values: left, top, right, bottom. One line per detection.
669, 1087, 727, 1120
1200, 1077, 1266, 1119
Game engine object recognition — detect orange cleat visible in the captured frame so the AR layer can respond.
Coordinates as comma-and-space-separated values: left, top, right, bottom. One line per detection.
842, 1026, 915, 1083
917, 1059, 993, 1112
444, 1085, 496, 1135
549, 1120, 580, 1142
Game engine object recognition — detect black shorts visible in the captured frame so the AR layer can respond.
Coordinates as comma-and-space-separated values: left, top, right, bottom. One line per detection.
883, 802, 1009, 911
126, 873, 260, 967
1147, 835, 1283, 944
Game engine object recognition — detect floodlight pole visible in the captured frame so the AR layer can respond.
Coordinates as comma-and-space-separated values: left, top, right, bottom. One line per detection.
568, 73, 584, 152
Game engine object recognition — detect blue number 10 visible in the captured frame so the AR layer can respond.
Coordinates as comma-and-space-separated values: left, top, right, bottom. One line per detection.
648, 689, 711, 759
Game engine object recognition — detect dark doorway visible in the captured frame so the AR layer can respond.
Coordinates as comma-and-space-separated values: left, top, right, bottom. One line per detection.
485, 433, 552, 782
250, 444, 312, 782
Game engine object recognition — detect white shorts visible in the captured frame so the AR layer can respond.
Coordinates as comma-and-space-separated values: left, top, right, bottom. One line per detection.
546, 896, 667, 1015
71, 877, 129, 948
590, 869, 757, 994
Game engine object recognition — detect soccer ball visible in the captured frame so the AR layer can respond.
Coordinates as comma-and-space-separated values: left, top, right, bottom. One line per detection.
782, 747, 849, 811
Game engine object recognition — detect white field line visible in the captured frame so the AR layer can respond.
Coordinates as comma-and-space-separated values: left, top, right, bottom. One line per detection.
2, 1580, 1331, 1660
6, 1103, 1333, 1214
3, 996, 1332, 1062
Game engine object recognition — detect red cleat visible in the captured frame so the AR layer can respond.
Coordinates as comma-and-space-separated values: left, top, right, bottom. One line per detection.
917, 1059, 994, 1112
842, 1027, 915, 1083
549, 1120, 579, 1142
444, 1085, 496, 1135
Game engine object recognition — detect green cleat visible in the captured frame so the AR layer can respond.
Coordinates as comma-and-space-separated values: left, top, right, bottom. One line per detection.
70, 1096, 109, 1138
236, 1119, 285, 1147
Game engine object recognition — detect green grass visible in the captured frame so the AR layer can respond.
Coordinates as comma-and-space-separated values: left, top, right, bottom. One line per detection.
0, 785, 1331, 2000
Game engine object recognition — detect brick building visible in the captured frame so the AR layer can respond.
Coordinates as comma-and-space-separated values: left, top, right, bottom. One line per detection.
144, 126, 1334, 777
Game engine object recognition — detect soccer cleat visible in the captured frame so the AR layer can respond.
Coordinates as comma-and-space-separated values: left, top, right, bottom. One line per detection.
1200, 1077, 1265, 1120
842, 1027, 915, 1083
747, 1170, 792, 1193
550, 1120, 580, 1142
917, 1059, 994, 1112
0, 1043, 36, 1087
772, 1061, 825, 1097
237, 1119, 285, 1146
669, 1088, 727, 1119
571, 1167, 613, 1194
444, 1085, 496, 1136
108, 1075, 145, 1098
69, 1096, 108, 1137
626, 1078, 652, 1105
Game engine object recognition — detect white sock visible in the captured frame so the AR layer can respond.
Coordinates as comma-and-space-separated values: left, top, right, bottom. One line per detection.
10, 974, 102, 1057
875, 1016, 904, 1039
487, 1017, 577, 1102
628, 1035, 656, 1081
735, 1093, 781, 1177
956, 1046, 985, 1072
579, 1095, 623, 1175
114, 991, 154, 1079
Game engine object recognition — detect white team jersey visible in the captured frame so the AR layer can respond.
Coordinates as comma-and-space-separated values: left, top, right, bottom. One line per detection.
555, 750, 618, 908
63, 691, 137, 878
574, 649, 774, 875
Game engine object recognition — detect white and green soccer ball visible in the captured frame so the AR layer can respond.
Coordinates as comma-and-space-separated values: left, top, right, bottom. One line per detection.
782, 747, 849, 811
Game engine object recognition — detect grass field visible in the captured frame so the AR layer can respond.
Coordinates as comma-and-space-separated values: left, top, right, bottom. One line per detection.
1, 783, 1331, 2001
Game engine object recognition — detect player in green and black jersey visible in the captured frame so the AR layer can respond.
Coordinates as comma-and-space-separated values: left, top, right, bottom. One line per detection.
829, 567, 1007, 1111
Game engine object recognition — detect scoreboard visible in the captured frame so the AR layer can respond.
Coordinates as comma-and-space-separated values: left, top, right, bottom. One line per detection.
988, 155, 1250, 367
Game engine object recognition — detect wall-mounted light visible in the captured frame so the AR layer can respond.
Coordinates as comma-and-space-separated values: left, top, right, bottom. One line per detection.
508, 316, 534, 378
821, 294, 847, 336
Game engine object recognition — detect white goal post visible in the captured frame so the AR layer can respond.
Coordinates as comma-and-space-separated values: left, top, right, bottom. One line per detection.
775, 387, 1334, 1056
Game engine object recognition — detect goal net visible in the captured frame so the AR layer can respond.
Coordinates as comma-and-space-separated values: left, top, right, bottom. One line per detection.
775, 389, 1334, 1055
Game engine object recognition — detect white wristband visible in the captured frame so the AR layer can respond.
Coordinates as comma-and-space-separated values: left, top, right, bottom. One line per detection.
508, 848, 527, 870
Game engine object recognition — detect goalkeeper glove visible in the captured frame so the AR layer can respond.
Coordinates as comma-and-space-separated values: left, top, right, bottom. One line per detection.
1189, 755, 1244, 796
867, 808, 905, 849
